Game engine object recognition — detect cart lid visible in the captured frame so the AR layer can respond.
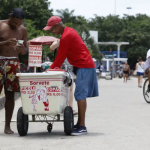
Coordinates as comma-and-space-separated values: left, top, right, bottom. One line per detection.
16, 71, 68, 77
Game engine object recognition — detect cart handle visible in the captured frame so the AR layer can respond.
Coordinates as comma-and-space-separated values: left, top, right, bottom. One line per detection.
46, 68, 67, 72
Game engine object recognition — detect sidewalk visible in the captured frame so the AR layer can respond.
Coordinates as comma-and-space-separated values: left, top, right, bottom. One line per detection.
1, 77, 150, 150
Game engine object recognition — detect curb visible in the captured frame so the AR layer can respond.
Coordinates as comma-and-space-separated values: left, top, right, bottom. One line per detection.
0, 92, 21, 110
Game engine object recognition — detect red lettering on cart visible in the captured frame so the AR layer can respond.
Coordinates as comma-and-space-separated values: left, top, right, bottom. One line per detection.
30, 81, 49, 85
47, 93, 52, 96
47, 87, 61, 92
21, 91, 26, 94
21, 86, 36, 90
27, 91, 35, 94
29, 51, 33, 55
53, 93, 61, 96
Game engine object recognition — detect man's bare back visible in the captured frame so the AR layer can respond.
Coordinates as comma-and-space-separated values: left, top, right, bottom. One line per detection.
0, 19, 27, 57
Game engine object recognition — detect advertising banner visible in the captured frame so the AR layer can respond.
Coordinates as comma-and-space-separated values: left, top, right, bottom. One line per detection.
28, 45, 42, 67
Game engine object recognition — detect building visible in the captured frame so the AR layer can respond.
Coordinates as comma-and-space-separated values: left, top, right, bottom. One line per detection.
101, 51, 127, 58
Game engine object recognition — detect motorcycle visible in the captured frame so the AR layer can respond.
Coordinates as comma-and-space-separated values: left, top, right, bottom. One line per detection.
118, 70, 123, 78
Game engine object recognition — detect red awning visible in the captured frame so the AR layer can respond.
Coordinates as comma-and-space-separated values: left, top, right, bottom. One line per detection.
28, 36, 59, 46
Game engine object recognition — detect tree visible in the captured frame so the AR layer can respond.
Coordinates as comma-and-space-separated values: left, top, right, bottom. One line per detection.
87, 14, 150, 68
19, 19, 45, 63
56, 8, 76, 24
0, 0, 53, 30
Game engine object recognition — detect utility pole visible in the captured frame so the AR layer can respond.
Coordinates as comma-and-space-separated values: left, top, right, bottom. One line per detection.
114, 0, 116, 15
112, 55, 115, 78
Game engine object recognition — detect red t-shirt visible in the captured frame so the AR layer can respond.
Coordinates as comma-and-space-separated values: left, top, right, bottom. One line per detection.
50, 27, 95, 69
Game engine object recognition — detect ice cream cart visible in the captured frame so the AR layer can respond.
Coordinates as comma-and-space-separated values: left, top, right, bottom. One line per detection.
16, 69, 74, 136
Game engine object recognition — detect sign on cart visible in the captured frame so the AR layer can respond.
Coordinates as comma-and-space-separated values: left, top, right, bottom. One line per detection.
28, 45, 42, 67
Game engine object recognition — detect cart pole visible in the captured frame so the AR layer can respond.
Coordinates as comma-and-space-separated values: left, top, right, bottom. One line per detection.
33, 61, 36, 73
34, 67, 36, 73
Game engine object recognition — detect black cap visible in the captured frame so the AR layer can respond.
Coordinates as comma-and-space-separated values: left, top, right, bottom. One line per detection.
9, 8, 25, 20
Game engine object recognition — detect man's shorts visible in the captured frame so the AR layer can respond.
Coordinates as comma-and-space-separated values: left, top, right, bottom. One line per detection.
123, 71, 129, 74
0, 58, 20, 93
74, 68, 99, 101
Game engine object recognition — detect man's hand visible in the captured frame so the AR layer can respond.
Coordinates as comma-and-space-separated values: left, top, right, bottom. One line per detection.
7, 38, 17, 48
14, 43, 26, 54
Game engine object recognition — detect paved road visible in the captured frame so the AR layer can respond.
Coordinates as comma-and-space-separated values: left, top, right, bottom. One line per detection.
0, 77, 150, 150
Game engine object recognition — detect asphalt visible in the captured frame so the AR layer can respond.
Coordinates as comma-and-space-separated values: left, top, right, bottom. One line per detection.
0, 77, 150, 150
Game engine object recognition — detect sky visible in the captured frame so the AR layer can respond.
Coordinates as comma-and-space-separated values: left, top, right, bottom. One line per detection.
49, 0, 150, 19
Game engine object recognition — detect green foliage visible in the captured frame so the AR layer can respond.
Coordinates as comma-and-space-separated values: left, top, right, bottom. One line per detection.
2, 1, 150, 68
0, 0, 53, 30
56, 9, 76, 24
87, 14, 150, 68
23, 19, 44, 40
18, 19, 44, 63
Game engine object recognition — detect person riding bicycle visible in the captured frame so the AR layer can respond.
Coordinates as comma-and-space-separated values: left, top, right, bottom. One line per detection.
144, 49, 150, 91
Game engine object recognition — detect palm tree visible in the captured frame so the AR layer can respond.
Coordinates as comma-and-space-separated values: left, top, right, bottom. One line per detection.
56, 8, 76, 24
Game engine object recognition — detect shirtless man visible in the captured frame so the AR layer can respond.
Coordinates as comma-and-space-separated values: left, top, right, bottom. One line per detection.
0, 8, 28, 134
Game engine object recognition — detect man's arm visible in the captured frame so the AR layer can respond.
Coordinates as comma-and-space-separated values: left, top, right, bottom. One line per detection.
0, 41, 7, 46
0, 22, 8, 46
16, 27, 28, 55
50, 38, 69, 69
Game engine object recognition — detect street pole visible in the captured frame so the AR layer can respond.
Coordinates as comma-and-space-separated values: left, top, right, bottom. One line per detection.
45, 46, 46, 62
114, 0, 116, 15
112, 55, 115, 78
126, 7, 132, 15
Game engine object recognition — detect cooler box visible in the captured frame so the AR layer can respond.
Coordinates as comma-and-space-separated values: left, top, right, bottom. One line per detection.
17, 70, 70, 115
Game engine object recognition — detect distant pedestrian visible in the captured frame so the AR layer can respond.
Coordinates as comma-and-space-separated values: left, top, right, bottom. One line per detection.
136, 57, 145, 88
98, 63, 103, 74
123, 62, 130, 83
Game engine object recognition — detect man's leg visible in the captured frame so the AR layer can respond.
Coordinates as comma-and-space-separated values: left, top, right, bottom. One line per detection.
77, 99, 86, 127
140, 75, 143, 87
125, 74, 128, 83
4, 89, 15, 134
123, 73, 125, 82
138, 76, 140, 86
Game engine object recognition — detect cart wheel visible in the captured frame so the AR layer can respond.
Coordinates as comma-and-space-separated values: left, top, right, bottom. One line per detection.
47, 123, 53, 132
64, 106, 74, 135
17, 107, 29, 136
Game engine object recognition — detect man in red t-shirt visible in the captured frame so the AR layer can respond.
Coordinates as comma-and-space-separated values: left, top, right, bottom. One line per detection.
43, 16, 99, 135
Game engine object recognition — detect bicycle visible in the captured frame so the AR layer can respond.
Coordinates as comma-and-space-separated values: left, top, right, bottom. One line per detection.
143, 77, 150, 103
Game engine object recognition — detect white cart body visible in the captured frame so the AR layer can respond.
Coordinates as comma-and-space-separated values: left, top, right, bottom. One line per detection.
17, 71, 70, 115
